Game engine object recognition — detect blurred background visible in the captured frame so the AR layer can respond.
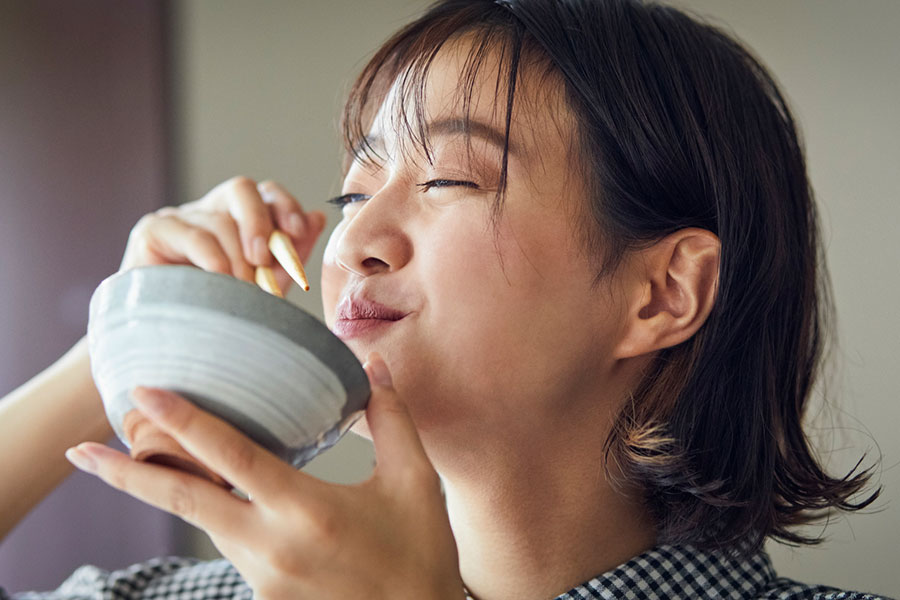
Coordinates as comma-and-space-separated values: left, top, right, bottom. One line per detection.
0, 0, 897, 595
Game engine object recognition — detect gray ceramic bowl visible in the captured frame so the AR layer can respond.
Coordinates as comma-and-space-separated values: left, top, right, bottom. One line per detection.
88, 265, 369, 469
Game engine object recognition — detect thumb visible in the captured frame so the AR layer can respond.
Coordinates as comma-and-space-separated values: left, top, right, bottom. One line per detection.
362, 353, 433, 480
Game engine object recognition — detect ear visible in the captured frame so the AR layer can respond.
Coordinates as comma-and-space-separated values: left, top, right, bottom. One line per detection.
613, 228, 720, 359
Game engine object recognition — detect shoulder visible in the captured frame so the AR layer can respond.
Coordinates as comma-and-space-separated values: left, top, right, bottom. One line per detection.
758, 577, 895, 600
10, 557, 251, 600
560, 544, 895, 600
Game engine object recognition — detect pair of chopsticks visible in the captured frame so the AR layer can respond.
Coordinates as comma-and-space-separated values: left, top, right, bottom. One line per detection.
254, 230, 310, 297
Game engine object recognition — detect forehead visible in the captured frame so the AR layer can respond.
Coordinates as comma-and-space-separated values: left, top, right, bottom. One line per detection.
360, 34, 571, 167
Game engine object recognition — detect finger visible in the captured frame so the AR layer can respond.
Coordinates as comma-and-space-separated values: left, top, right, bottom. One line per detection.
219, 176, 275, 266
154, 206, 180, 218
66, 442, 251, 536
130, 387, 327, 504
293, 210, 328, 263
362, 354, 435, 482
181, 212, 255, 283
259, 181, 327, 265
258, 180, 307, 239
140, 214, 233, 275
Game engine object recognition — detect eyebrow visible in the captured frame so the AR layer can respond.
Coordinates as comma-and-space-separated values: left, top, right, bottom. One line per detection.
353, 117, 516, 160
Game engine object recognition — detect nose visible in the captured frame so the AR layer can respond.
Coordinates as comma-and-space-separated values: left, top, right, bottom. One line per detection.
333, 186, 413, 277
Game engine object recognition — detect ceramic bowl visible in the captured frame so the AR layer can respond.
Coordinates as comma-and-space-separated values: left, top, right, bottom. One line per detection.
87, 265, 369, 471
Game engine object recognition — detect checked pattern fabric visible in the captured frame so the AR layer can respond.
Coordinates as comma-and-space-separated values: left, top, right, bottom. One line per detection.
500, 545, 892, 600
3, 544, 892, 599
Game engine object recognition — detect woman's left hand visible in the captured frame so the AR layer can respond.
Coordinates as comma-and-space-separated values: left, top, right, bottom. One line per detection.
65, 356, 465, 600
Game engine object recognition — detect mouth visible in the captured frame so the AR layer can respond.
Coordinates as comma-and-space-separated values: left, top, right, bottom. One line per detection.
331, 296, 409, 341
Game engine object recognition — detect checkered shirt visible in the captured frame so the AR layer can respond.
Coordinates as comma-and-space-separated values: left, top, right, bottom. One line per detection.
3, 544, 892, 599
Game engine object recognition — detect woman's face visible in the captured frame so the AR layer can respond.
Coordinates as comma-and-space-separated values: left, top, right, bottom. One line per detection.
321, 42, 629, 452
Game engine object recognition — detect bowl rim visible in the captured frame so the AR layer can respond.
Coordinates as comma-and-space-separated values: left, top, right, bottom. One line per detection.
88, 265, 370, 417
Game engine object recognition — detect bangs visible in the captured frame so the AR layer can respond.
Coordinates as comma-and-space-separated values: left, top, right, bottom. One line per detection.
340, 1, 531, 218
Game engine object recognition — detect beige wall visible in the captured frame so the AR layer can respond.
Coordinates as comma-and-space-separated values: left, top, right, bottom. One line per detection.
171, 1, 899, 595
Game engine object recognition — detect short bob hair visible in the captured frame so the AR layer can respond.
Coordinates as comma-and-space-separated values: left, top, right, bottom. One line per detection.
341, 0, 878, 553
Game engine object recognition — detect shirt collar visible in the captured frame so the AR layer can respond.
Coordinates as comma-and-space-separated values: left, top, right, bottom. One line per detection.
464, 544, 775, 600
553, 544, 775, 600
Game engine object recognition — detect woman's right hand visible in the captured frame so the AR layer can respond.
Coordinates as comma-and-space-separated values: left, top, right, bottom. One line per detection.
2, 177, 330, 541
120, 176, 327, 291
112, 177, 329, 484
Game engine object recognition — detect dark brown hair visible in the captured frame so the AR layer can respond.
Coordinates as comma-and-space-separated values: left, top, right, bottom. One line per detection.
340, 0, 879, 553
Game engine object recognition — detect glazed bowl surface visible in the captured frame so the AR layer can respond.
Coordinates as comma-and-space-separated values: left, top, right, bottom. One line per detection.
88, 265, 369, 469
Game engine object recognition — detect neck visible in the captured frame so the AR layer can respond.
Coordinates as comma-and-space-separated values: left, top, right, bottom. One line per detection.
444, 433, 657, 600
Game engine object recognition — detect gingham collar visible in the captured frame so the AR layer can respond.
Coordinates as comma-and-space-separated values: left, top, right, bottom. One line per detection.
465, 544, 775, 600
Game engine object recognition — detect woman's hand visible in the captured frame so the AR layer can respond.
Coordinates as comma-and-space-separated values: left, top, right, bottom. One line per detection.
2, 177, 328, 542
65, 355, 465, 600
120, 176, 326, 291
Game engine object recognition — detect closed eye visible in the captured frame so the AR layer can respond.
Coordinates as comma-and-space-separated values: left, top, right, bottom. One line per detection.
416, 179, 480, 192
326, 193, 371, 208
328, 180, 480, 208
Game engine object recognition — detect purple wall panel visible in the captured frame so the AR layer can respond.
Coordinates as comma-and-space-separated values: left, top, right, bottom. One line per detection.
0, 0, 178, 593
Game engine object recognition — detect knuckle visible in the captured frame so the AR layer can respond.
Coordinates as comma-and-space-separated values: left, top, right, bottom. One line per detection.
265, 539, 311, 577
187, 227, 216, 248
272, 190, 296, 209
227, 175, 256, 191
166, 480, 196, 519
129, 213, 158, 237
377, 396, 407, 418
208, 212, 238, 235
219, 439, 256, 474
106, 466, 129, 491
279, 197, 302, 214
208, 257, 232, 275
166, 402, 199, 435
155, 206, 179, 218
185, 231, 228, 273
249, 206, 272, 226
208, 212, 235, 231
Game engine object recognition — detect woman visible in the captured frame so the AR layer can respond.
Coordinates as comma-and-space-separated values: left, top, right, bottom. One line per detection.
0, 0, 886, 598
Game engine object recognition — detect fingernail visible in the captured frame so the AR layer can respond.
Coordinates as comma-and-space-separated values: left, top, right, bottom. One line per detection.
132, 387, 174, 420
257, 181, 275, 200
287, 214, 305, 237
365, 355, 393, 388
252, 235, 269, 265
66, 446, 97, 474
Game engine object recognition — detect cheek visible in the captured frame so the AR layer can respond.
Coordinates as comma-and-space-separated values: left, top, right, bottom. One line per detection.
419, 207, 604, 395
320, 224, 346, 327
425, 206, 570, 310
418, 214, 500, 312
415, 219, 541, 377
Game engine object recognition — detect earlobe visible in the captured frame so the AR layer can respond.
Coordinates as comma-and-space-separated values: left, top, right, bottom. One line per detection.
613, 229, 720, 359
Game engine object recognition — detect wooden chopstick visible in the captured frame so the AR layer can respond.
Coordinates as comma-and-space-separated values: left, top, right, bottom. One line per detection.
268, 230, 310, 291
255, 265, 283, 297
254, 229, 310, 297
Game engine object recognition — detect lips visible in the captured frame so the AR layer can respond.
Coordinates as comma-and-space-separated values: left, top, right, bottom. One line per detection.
332, 296, 408, 340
